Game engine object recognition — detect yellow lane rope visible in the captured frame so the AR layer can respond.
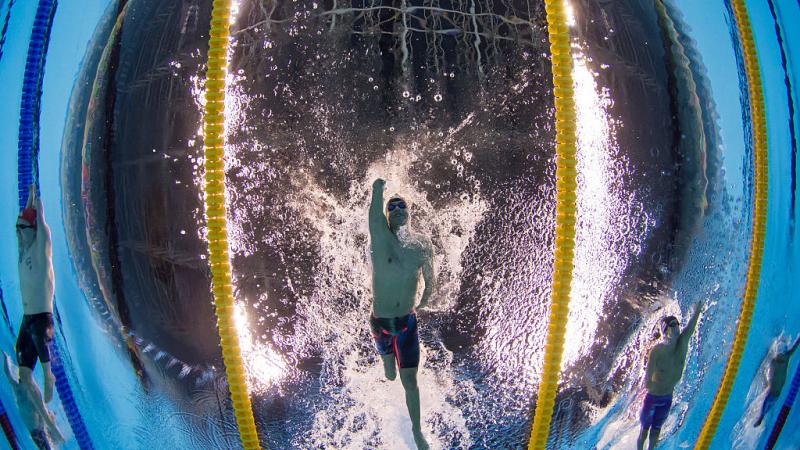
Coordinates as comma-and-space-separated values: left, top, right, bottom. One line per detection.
528, 0, 577, 448
202, 1, 262, 448
694, 0, 768, 448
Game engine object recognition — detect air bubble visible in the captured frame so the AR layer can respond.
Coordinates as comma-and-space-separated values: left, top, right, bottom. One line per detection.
402, 91, 411, 98
368, 77, 374, 82
434, 94, 442, 102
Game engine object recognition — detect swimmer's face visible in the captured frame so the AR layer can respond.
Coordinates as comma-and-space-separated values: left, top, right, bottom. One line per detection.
663, 317, 679, 340
16, 219, 35, 247
386, 197, 408, 228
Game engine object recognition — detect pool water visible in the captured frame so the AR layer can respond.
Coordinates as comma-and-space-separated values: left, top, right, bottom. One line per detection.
0, 0, 798, 449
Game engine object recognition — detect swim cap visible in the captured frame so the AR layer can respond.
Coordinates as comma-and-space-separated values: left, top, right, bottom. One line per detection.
18, 208, 36, 227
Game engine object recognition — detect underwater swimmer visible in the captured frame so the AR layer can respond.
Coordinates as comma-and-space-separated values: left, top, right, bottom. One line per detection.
16, 185, 56, 405
754, 335, 800, 427
637, 301, 703, 450
368, 178, 434, 450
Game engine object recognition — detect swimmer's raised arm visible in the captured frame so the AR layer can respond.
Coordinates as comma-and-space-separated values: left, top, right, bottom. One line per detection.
677, 301, 702, 353
787, 336, 800, 357
25, 184, 35, 210
369, 178, 386, 235
35, 197, 52, 252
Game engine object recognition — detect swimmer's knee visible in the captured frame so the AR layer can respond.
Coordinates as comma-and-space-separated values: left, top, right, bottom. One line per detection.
18, 366, 33, 381
380, 355, 397, 380
399, 367, 418, 388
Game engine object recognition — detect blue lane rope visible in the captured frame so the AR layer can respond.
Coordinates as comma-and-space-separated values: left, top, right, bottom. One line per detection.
16, 1, 95, 449
765, 362, 800, 449
47, 341, 93, 449
17, 0, 56, 202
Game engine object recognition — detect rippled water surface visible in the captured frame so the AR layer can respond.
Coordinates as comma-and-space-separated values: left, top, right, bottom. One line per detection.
0, 0, 799, 449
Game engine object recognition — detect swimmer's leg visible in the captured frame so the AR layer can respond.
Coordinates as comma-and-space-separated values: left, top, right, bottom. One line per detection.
637, 426, 649, 450
400, 367, 428, 450
754, 394, 775, 427
381, 353, 397, 381
41, 362, 54, 403
648, 428, 661, 450
30, 314, 55, 403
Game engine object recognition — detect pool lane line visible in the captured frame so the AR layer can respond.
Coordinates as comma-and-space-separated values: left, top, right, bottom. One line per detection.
17, 0, 56, 202
202, 1, 262, 448
765, 0, 797, 237
16, 0, 96, 449
526, 0, 577, 448
765, 359, 800, 449
0, 399, 20, 450
46, 340, 93, 449
694, 0, 768, 448
0, 0, 14, 62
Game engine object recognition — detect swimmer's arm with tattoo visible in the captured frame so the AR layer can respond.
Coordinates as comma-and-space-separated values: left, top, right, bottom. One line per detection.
369, 178, 388, 238
418, 243, 435, 309
35, 197, 52, 256
677, 301, 702, 355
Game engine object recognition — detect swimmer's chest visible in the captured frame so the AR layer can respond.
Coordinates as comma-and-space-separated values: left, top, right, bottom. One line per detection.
373, 240, 422, 270
650, 347, 684, 381
18, 249, 36, 281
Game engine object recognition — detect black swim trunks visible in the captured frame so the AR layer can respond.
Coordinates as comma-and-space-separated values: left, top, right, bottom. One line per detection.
370, 313, 420, 369
640, 393, 673, 431
16, 312, 54, 370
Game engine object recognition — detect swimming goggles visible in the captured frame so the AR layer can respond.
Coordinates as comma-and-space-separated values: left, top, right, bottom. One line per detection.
387, 201, 407, 211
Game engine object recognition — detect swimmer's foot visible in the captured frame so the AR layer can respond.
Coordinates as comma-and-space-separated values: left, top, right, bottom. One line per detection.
412, 427, 429, 450
43, 370, 55, 403
382, 356, 397, 381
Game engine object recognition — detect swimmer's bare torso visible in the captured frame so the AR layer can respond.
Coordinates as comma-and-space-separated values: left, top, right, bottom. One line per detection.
369, 179, 433, 318
644, 303, 702, 396
17, 196, 55, 316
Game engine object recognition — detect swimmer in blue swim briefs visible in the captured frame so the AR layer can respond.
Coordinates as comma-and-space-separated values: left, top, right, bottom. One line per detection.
754, 335, 800, 427
638, 302, 702, 450
369, 178, 434, 450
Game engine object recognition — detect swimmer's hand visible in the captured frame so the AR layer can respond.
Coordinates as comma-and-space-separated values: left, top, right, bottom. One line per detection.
692, 300, 704, 317
373, 178, 386, 190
